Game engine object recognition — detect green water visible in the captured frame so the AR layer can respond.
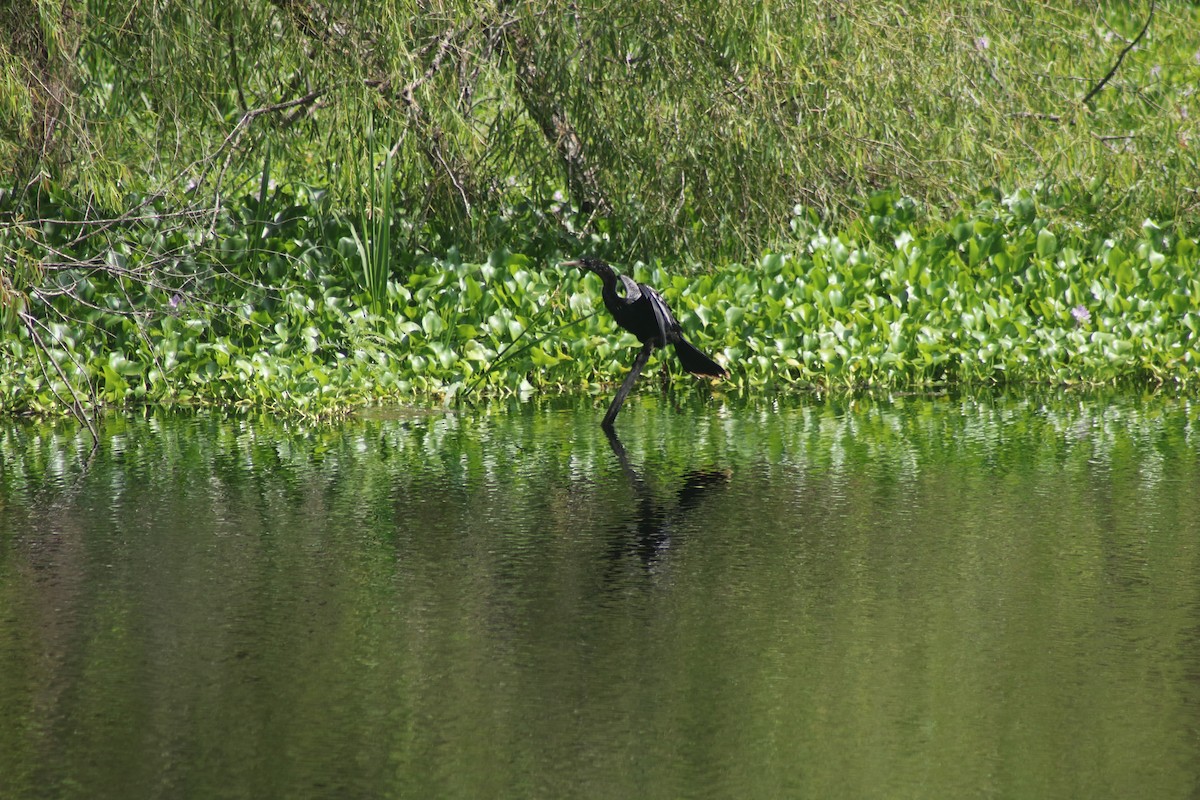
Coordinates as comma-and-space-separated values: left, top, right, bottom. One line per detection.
2, 392, 1199, 799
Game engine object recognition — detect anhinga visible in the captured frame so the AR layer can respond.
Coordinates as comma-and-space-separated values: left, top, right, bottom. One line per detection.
564, 257, 726, 427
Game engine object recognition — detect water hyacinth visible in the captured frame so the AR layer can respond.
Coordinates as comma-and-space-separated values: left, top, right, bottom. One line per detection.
2, 190, 1199, 418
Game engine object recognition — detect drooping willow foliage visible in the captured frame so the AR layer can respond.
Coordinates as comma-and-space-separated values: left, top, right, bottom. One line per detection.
3, 0, 1195, 264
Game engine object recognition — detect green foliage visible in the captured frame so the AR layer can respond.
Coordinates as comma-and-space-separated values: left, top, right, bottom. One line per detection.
2, 0, 1197, 263
1, 188, 1198, 418
738, 191, 1200, 390
345, 129, 394, 314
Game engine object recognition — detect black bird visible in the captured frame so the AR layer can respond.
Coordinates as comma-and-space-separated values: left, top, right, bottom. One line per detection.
566, 257, 726, 376
564, 257, 726, 427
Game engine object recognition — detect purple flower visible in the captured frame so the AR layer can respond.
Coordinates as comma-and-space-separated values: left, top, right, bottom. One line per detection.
169, 294, 184, 310
975, 36, 989, 51
1071, 305, 1090, 325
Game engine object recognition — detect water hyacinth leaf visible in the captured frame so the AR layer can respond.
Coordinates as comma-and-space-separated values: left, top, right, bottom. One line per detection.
427, 342, 455, 369
1036, 229, 1057, 258
303, 326, 320, 352
395, 319, 421, 336
108, 352, 141, 376
102, 364, 127, 396
463, 275, 483, 305
422, 311, 445, 337
529, 346, 561, 367
569, 292, 593, 315
463, 339, 494, 361
761, 253, 784, 274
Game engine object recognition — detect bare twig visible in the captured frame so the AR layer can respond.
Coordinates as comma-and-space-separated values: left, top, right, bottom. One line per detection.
1081, 1, 1155, 106
19, 310, 100, 448
228, 22, 248, 113
44, 92, 313, 254
387, 27, 478, 215
398, 27, 460, 102
0, 208, 213, 234
209, 90, 327, 229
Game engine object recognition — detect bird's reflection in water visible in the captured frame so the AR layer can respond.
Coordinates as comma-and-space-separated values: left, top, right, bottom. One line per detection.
602, 426, 730, 578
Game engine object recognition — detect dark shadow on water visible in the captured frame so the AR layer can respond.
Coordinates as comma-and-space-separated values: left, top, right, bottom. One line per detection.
601, 426, 730, 579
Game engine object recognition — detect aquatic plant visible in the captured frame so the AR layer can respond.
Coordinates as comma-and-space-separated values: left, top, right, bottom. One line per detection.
1, 188, 1196, 424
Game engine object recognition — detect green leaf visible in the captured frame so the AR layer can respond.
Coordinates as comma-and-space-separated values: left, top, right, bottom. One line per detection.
1036, 229, 1057, 258
422, 311, 445, 337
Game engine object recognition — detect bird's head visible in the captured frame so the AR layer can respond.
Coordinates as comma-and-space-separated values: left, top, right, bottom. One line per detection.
562, 257, 609, 275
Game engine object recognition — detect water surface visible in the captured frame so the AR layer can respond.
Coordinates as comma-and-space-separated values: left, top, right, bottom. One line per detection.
2, 392, 1199, 799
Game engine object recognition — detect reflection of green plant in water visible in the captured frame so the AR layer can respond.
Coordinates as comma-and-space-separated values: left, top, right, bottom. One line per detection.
3, 396, 1198, 799
2, 391, 1195, 514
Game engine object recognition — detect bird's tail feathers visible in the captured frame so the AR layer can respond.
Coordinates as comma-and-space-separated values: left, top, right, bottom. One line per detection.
673, 337, 727, 377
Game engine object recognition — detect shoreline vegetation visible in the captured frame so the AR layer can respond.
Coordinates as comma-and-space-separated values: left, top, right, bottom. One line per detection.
2, 2, 1198, 437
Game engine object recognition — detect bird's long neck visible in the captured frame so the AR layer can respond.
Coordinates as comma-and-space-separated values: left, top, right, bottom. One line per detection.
591, 262, 620, 293
591, 263, 629, 313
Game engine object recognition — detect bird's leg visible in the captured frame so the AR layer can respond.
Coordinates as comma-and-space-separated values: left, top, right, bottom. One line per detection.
602, 342, 654, 428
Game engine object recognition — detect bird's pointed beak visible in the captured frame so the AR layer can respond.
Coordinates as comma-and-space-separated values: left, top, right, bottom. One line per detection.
561, 260, 585, 272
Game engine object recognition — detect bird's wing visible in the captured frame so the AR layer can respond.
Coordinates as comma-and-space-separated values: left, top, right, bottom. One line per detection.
643, 285, 673, 347
618, 274, 642, 303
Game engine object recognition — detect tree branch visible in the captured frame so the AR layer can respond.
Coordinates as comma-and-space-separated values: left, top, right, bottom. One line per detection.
388, 27, 477, 216
19, 310, 100, 448
504, 28, 611, 219
208, 90, 327, 229
1081, 1, 1154, 107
